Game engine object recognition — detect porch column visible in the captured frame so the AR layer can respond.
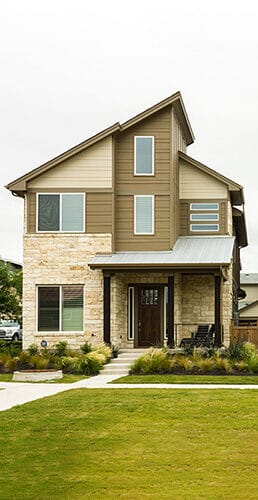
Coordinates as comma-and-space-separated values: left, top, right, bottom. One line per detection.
103, 275, 111, 344
167, 275, 175, 347
214, 275, 222, 346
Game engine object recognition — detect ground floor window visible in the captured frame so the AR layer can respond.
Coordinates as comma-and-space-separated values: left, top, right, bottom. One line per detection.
38, 285, 84, 332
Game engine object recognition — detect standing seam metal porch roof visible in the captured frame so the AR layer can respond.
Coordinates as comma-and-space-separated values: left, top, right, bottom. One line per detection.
90, 236, 235, 269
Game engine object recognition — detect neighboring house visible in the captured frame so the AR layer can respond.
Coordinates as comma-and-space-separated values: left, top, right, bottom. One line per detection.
0, 256, 22, 271
6, 92, 247, 349
239, 273, 258, 326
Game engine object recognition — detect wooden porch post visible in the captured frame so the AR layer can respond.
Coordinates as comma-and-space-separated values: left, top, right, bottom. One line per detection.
214, 275, 222, 346
103, 275, 111, 345
167, 275, 175, 347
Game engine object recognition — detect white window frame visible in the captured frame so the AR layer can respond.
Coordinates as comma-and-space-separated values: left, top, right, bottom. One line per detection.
134, 136, 155, 176
134, 195, 154, 235
164, 286, 168, 339
36, 193, 85, 233
190, 202, 219, 211
190, 213, 219, 222
36, 285, 84, 333
127, 287, 134, 341
190, 224, 219, 232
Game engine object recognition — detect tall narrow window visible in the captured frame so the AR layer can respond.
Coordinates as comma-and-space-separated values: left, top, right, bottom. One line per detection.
128, 287, 134, 340
134, 195, 154, 234
134, 136, 154, 175
38, 286, 84, 332
37, 193, 84, 232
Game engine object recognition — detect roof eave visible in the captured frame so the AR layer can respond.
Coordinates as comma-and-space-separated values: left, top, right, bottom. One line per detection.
5, 122, 121, 193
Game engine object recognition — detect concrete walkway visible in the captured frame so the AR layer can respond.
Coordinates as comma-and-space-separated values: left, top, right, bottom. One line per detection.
0, 373, 257, 412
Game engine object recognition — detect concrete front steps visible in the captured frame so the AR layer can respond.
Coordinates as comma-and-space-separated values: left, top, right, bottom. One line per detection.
100, 349, 148, 377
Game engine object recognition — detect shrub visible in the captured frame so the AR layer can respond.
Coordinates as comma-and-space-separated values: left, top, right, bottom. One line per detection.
85, 352, 105, 374
4, 355, 18, 372
93, 343, 112, 362
27, 344, 39, 356
80, 342, 92, 354
54, 341, 68, 357
228, 341, 257, 362
175, 356, 195, 372
29, 355, 50, 370
233, 361, 248, 372
247, 356, 258, 374
213, 357, 233, 373
195, 358, 215, 373
130, 348, 171, 375
61, 356, 78, 374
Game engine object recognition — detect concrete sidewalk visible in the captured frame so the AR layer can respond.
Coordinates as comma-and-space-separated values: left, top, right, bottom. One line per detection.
0, 373, 257, 412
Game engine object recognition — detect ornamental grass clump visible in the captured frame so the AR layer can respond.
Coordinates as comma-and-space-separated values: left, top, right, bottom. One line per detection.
195, 358, 215, 373
93, 343, 112, 363
29, 355, 50, 370
130, 348, 171, 375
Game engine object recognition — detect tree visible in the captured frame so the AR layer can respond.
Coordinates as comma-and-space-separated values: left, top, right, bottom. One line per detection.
0, 261, 22, 320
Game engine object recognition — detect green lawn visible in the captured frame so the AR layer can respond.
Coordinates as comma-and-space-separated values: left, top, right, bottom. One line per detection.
113, 374, 258, 385
0, 389, 257, 499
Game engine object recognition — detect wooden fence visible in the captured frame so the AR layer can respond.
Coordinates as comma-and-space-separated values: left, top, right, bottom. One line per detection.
230, 323, 258, 348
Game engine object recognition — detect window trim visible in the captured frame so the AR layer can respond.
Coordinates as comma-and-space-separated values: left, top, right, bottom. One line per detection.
36, 285, 84, 333
36, 192, 85, 233
190, 202, 219, 211
134, 136, 155, 176
190, 224, 219, 232
134, 195, 155, 235
190, 213, 219, 222
127, 287, 134, 341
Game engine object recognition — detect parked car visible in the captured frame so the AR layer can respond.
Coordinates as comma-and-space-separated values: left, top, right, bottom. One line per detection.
0, 320, 22, 341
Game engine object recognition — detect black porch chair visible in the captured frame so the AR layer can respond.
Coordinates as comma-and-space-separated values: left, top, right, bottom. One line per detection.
179, 324, 215, 348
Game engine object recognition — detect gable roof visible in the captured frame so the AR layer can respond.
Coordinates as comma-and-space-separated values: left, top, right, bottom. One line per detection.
179, 151, 244, 205
6, 91, 194, 194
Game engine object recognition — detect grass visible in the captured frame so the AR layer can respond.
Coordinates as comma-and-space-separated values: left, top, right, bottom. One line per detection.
0, 373, 88, 383
0, 389, 257, 499
112, 374, 258, 385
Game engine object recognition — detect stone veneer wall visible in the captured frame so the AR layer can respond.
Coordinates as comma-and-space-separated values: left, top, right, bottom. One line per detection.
22, 233, 112, 349
222, 263, 233, 346
180, 275, 214, 341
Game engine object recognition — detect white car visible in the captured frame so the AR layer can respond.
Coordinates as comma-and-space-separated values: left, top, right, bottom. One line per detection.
0, 320, 22, 341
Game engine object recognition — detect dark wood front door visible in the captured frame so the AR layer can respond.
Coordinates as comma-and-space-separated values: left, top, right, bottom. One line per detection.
138, 286, 161, 346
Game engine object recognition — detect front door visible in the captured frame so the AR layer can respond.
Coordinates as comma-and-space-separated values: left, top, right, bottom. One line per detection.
138, 286, 161, 346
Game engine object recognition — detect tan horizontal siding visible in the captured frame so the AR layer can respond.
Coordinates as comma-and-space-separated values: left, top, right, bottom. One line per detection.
27, 192, 36, 233
179, 159, 228, 199
179, 199, 228, 235
28, 137, 113, 189
115, 195, 170, 251
86, 193, 112, 233
115, 108, 171, 194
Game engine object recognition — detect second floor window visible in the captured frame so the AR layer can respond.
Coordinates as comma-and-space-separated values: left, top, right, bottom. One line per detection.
37, 193, 84, 232
134, 195, 154, 234
134, 136, 154, 175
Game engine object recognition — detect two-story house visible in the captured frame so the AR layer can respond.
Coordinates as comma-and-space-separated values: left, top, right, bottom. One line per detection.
6, 92, 247, 349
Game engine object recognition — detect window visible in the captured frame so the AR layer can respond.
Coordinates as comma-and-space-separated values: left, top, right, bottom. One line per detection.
128, 287, 134, 340
37, 193, 84, 232
134, 195, 154, 234
190, 224, 219, 232
38, 286, 83, 332
190, 203, 219, 211
134, 136, 154, 175
190, 213, 219, 221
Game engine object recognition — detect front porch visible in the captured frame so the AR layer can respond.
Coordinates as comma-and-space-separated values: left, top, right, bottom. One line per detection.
101, 270, 231, 348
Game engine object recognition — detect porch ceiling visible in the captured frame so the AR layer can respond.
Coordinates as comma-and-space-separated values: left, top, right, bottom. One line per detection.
90, 236, 235, 270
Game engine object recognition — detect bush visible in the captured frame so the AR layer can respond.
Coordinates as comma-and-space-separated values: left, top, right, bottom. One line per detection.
93, 343, 112, 362
27, 344, 39, 356
0, 341, 22, 356
29, 355, 50, 370
130, 348, 171, 375
80, 342, 92, 354
54, 341, 68, 357
228, 341, 257, 362
247, 356, 258, 374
